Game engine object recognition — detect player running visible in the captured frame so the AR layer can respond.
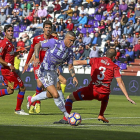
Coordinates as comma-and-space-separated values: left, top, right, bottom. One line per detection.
27, 31, 78, 120
23, 20, 66, 113
0, 24, 29, 115
56, 48, 136, 124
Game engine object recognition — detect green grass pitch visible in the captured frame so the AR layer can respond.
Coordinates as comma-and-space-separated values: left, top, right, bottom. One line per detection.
0, 91, 140, 140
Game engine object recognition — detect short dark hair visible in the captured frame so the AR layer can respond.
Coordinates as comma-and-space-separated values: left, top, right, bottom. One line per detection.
106, 48, 116, 58
66, 31, 76, 38
43, 20, 52, 28
4, 24, 13, 32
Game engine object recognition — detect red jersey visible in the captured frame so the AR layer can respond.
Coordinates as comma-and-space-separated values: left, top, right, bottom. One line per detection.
26, 34, 54, 64
0, 38, 15, 69
17, 41, 25, 48
89, 57, 121, 94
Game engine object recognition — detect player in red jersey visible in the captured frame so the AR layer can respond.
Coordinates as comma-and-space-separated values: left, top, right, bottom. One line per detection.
55, 48, 136, 124
0, 24, 29, 115
23, 20, 66, 113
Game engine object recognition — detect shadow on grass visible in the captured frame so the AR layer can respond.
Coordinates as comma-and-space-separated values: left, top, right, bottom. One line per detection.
0, 125, 140, 140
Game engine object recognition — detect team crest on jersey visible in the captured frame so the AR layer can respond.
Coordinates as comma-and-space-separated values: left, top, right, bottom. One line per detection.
9, 48, 14, 55
37, 37, 41, 39
0, 47, 3, 53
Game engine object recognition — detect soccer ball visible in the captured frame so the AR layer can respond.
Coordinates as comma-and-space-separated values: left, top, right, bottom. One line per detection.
68, 113, 82, 126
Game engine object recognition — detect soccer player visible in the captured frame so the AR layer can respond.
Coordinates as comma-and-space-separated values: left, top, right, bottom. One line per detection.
0, 24, 29, 115
57, 48, 136, 124
23, 20, 67, 113
27, 31, 78, 122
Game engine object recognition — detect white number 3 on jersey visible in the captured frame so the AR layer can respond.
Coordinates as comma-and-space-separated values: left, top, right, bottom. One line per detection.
97, 66, 106, 80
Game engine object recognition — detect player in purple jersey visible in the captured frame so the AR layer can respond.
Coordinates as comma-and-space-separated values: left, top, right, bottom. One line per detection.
27, 31, 78, 123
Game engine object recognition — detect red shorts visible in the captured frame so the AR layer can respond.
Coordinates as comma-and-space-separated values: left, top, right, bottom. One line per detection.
33, 64, 40, 80
1, 69, 24, 89
73, 85, 109, 101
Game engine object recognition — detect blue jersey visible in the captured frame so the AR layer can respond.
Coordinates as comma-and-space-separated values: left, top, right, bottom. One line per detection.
40, 38, 73, 71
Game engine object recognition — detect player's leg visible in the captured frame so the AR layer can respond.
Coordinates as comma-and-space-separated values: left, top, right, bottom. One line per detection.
97, 94, 109, 123
58, 74, 67, 94
54, 86, 94, 124
0, 86, 14, 96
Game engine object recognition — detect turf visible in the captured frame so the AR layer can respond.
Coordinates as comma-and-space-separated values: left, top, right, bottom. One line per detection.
0, 91, 140, 140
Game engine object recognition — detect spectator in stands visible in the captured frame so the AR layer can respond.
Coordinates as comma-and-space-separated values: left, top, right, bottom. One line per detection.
91, 32, 101, 46
0, 0, 7, 9
17, 37, 25, 50
12, 3, 20, 15
135, 6, 140, 20
79, 5, 88, 15
72, 12, 79, 24
104, 26, 112, 41
26, 11, 33, 23
115, 47, 121, 61
52, 17, 58, 32
56, 18, 65, 33
121, 12, 128, 28
74, 13, 88, 28
57, 11, 67, 20
113, 6, 121, 15
22, 6, 29, 17
19, 7, 23, 17
38, 5, 47, 20
113, 17, 121, 30
79, 45, 91, 60
123, 20, 134, 35
107, 11, 114, 21
103, 40, 111, 55
90, 0, 100, 8
19, 0, 25, 9
66, 18, 74, 31
105, 20, 113, 30
53, 0, 61, 17
73, 5, 80, 16
120, 34, 129, 49
11, 0, 17, 10
128, 0, 135, 11
32, 4, 39, 18
89, 46, 99, 58
133, 32, 140, 46
4, 3, 12, 16
126, 34, 133, 47
83, 32, 91, 46
61, 0, 69, 13
127, 8, 134, 18
114, 40, 121, 49
72, 0, 82, 8
33, 0, 41, 6
133, 19, 140, 34
24, 35, 31, 52
119, 0, 128, 12
0, 9, 6, 25
73, 45, 84, 60
75, 37, 84, 48
106, 0, 115, 13
12, 37, 17, 51
95, 7, 103, 16
98, 20, 105, 34
11, 11, 20, 25
59, 31, 65, 40
4, 15, 12, 25
98, 0, 107, 12
124, 47, 134, 64
66, 5, 73, 20
112, 26, 121, 39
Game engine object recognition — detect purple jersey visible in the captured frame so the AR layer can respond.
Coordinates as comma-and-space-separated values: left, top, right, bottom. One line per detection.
40, 38, 73, 70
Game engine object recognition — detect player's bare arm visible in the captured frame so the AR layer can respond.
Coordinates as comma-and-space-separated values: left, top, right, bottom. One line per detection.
34, 42, 41, 67
116, 77, 136, 104
68, 63, 78, 86
0, 57, 15, 71
73, 60, 88, 66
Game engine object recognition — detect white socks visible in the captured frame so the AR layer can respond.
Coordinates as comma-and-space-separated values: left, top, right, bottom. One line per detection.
54, 97, 69, 118
57, 90, 65, 104
31, 91, 48, 103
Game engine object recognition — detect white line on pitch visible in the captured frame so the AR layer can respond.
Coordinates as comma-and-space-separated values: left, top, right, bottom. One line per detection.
82, 117, 140, 120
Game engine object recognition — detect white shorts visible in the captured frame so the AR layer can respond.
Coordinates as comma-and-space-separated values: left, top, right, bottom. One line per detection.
38, 69, 58, 88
